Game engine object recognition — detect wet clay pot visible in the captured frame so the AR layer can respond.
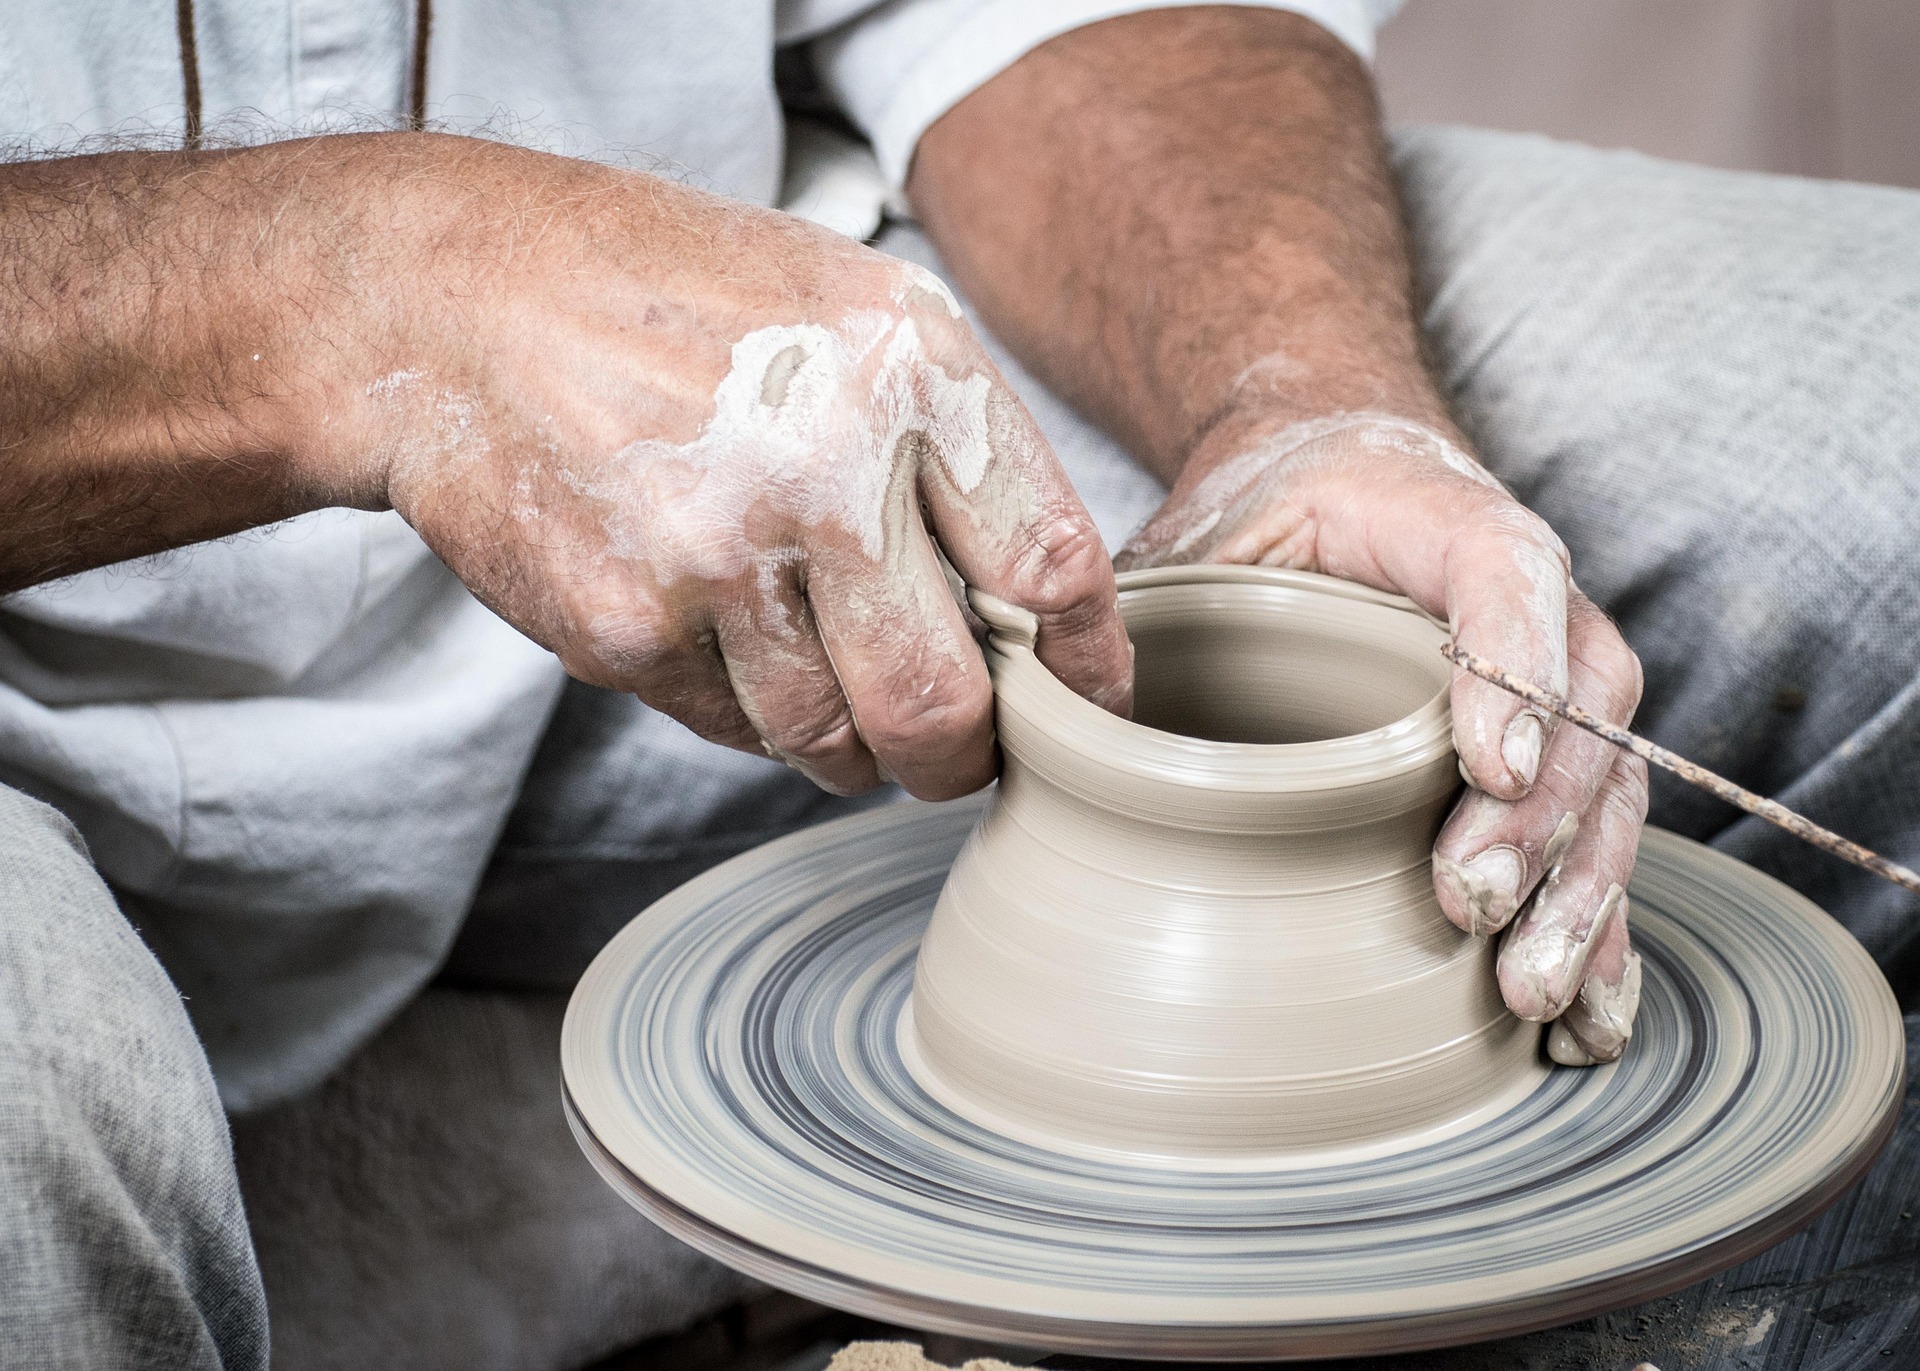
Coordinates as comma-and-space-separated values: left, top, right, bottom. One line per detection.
904, 566, 1542, 1160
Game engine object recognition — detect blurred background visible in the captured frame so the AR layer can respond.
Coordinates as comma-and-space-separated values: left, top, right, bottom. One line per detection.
1375, 0, 1920, 190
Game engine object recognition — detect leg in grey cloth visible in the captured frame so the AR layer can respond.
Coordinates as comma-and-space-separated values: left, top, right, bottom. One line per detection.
1372, 127, 1920, 1369
0, 785, 267, 1371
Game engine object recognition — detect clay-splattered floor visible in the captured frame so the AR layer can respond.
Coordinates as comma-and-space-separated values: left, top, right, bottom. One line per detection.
594, 1016, 1920, 1371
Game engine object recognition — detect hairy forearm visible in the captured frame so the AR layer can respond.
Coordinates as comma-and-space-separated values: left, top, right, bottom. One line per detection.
0, 144, 354, 589
0, 134, 586, 593
908, 5, 1451, 485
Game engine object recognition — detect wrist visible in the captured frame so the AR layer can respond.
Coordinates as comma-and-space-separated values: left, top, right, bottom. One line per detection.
220, 134, 458, 513
90, 137, 410, 511
1180, 396, 1476, 495
1167, 269, 1462, 461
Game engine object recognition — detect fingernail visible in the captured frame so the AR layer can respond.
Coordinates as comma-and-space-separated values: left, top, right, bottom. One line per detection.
1501, 711, 1545, 788
1434, 844, 1525, 936
1548, 948, 1643, 1066
1500, 882, 1626, 1021
874, 757, 897, 785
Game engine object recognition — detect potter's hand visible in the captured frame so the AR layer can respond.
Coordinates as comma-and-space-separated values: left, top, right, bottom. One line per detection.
1116, 415, 1648, 1064
0, 134, 1130, 801
368, 140, 1131, 801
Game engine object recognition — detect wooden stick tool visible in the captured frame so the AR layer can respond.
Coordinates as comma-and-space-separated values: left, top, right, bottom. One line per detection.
1443, 642, 1920, 898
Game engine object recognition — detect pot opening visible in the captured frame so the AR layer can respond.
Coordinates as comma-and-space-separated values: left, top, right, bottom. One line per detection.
1125, 600, 1445, 746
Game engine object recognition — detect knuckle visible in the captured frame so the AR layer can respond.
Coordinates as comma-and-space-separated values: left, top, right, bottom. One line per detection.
1004, 510, 1113, 622
676, 700, 761, 752
1599, 759, 1652, 828
567, 596, 679, 685
886, 259, 964, 318
1572, 611, 1645, 723
858, 666, 991, 758
767, 696, 864, 766
1472, 499, 1567, 562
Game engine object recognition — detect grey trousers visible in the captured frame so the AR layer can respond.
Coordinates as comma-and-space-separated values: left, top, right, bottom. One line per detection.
0, 788, 265, 1369
6, 128, 1920, 1368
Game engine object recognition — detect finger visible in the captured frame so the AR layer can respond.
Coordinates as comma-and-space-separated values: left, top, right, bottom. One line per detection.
1441, 508, 1573, 801
1548, 913, 1643, 1066
902, 298, 1133, 717
1119, 423, 1570, 798
806, 496, 998, 801
1271, 470, 1573, 799
562, 589, 765, 753
1116, 413, 1434, 571
712, 552, 881, 796
1432, 593, 1644, 935
1496, 748, 1648, 1020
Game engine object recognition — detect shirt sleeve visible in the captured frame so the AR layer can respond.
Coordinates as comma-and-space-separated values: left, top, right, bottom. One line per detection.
812, 0, 1407, 187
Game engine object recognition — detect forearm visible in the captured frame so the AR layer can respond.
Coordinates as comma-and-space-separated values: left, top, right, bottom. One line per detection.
0, 136, 457, 593
908, 5, 1450, 485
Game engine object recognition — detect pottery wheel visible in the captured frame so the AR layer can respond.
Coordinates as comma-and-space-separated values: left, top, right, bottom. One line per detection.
561, 794, 1904, 1360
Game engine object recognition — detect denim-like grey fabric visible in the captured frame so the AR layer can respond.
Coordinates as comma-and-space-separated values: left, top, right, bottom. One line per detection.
0, 786, 266, 1371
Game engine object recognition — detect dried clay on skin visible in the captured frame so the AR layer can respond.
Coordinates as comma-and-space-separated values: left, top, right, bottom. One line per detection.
368, 368, 494, 478
1549, 948, 1643, 1065
1501, 882, 1627, 1023
570, 309, 992, 577
1118, 411, 1501, 568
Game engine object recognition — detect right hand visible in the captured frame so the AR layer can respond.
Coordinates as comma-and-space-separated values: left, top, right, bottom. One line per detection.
302, 135, 1133, 799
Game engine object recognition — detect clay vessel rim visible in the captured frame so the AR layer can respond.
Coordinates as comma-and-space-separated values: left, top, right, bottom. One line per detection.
970, 566, 1454, 793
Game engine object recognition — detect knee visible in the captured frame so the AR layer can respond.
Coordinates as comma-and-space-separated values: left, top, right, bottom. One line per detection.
0, 785, 141, 1007
0, 788, 261, 1367
1608, 480, 1920, 792
0, 784, 207, 1109
0, 784, 95, 891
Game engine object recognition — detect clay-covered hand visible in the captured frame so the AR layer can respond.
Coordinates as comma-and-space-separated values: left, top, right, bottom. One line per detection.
335, 138, 1131, 800
1115, 414, 1647, 1064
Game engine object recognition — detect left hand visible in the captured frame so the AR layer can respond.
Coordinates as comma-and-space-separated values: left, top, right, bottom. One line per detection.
1116, 412, 1648, 1064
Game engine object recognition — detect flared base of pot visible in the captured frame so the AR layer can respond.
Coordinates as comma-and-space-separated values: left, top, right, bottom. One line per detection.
898, 999, 1551, 1169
